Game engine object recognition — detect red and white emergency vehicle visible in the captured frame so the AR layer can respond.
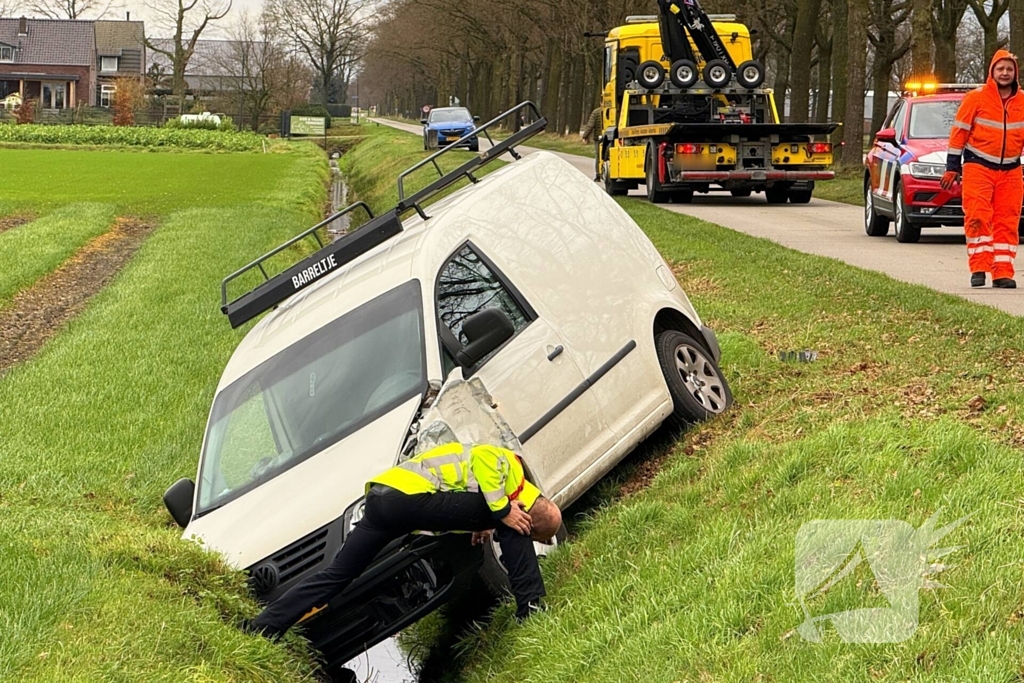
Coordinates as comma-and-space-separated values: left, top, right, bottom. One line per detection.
862, 82, 1024, 243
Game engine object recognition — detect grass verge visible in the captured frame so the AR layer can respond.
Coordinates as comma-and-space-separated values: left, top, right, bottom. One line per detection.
345, 125, 1024, 681
0, 143, 328, 681
815, 166, 863, 206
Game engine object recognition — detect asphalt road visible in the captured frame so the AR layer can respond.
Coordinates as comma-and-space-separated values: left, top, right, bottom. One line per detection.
372, 117, 1024, 317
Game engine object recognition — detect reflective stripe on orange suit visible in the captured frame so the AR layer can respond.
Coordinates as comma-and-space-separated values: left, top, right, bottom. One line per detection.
946, 49, 1024, 278
962, 164, 1023, 278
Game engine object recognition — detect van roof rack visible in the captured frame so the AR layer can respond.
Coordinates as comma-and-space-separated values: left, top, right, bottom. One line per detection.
219, 101, 547, 328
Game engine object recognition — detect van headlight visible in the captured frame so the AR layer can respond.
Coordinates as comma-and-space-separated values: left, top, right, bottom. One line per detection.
341, 497, 365, 543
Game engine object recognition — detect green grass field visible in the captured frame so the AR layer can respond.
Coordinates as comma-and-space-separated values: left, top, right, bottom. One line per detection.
340, 126, 1024, 682
0, 148, 304, 215
0, 144, 328, 682
815, 166, 864, 206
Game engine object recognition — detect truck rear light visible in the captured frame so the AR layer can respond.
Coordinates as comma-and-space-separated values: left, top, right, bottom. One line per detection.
808, 142, 832, 154
676, 143, 703, 154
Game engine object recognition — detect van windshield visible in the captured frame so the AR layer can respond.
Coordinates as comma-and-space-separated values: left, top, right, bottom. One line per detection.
196, 281, 426, 514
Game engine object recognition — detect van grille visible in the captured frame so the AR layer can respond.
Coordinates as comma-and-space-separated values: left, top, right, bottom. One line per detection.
272, 525, 329, 584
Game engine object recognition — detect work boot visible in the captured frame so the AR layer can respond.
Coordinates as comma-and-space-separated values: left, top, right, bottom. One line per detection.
515, 600, 546, 624
970, 272, 986, 288
593, 175, 601, 182
993, 278, 1017, 289
240, 617, 279, 640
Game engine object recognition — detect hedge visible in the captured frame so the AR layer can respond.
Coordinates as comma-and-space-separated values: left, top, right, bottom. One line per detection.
0, 123, 265, 151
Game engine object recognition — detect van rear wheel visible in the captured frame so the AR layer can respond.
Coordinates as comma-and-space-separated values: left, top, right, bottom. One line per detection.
655, 330, 732, 425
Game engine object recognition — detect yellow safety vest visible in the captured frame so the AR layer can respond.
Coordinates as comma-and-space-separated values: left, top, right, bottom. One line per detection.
368, 443, 541, 517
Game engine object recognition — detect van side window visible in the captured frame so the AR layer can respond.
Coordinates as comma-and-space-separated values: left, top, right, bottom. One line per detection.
436, 243, 534, 362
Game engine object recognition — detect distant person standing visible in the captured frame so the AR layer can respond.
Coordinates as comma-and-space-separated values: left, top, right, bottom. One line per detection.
942, 50, 1024, 289
581, 107, 604, 182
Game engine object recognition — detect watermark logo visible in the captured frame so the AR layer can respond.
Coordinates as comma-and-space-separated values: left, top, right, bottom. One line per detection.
794, 510, 968, 643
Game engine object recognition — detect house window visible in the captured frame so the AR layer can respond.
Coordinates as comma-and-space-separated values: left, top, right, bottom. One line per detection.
0, 46, 13, 62
101, 56, 118, 72
100, 84, 115, 107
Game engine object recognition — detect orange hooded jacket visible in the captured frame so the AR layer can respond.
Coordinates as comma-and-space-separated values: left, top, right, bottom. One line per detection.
946, 49, 1024, 172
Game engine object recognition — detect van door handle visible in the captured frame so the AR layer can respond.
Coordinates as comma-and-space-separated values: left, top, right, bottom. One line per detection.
547, 345, 564, 361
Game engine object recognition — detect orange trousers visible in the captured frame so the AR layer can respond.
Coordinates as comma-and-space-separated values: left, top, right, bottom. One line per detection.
962, 163, 1024, 279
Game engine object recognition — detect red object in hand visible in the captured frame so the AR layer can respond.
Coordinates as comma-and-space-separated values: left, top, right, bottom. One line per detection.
940, 171, 960, 190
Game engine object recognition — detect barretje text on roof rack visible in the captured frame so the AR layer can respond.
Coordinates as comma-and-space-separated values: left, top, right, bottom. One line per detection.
292, 254, 339, 290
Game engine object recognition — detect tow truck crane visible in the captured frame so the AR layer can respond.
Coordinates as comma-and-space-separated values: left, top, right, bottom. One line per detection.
600, 0, 838, 204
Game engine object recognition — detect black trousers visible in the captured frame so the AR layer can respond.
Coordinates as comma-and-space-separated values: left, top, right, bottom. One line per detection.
252, 485, 546, 636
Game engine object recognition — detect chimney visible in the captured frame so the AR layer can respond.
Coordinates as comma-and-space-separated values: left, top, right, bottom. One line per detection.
18, 17, 27, 37
126, 11, 130, 20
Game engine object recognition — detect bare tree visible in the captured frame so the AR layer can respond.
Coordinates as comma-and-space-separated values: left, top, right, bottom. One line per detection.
910, 0, 934, 79
967, 0, 1009, 66
1012, 0, 1024, 60
24, 0, 110, 19
932, 0, 969, 80
842, 0, 868, 166
267, 0, 366, 106
145, 0, 233, 109
0, 0, 21, 16
867, 0, 911, 137
789, 0, 823, 122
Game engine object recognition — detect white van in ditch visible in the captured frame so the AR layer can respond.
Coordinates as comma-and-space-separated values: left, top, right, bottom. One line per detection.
162, 103, 732, 665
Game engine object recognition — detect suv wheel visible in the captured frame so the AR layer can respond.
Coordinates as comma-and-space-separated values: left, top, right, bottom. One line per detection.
864, 180, 891, 236
655, 330, 732, 425
893, 179, 921, 243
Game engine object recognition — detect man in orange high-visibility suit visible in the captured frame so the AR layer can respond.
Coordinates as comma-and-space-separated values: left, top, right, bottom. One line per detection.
942, 49, 1024, 289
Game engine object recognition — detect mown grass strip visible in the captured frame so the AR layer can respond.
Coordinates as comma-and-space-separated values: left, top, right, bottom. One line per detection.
0, 203, 117, 305
341, 124, 1024, 681
0, 145, 327, 681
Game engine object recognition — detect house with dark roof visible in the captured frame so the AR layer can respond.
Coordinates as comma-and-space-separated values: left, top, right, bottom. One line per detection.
0, 17, 95, 109
149, 39, 243, 95
0, 16, 146, 111
94, 20, 146, 107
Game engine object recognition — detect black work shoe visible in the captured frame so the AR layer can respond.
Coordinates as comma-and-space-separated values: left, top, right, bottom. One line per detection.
515, 600, 546, 623
593, 175, 601, 182
993, 278, 1017, 289
240, 618, 278, 640
971, 272, 986, 288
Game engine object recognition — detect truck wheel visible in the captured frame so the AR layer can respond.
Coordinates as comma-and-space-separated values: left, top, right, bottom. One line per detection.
669, 59, 699, 89
645, 145, 669, 203
703, 60, 732, 88
656, 330, 732, 425
765, 188, 788, 204
736, 60, 766, 89
603, 161, 628, 196
637, 60, 665, 89
893, 180, 921, 243
671, 189, 694, 203
480, 522, 568, 598
789, 189, 813, 204
730, 189, 752, 198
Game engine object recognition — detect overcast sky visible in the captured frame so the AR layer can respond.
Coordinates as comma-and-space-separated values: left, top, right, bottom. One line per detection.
22, 0, 268, 38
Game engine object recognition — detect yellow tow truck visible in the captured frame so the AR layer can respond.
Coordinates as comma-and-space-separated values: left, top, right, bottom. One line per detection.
599, 1, 838, 204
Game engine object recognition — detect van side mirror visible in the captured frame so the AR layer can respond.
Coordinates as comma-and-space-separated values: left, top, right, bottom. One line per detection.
164, 478, 196, 528
455, 308, 515, 367
875, 127, 898, 144
420, 118, 428, 124
473, 115, 481, 122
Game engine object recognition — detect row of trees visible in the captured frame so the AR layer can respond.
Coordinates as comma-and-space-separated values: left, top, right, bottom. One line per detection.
359, 0, 1024, 166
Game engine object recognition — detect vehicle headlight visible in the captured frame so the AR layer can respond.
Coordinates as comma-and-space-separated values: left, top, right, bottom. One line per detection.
908, 162, 946, 179
341, 497, 365, 543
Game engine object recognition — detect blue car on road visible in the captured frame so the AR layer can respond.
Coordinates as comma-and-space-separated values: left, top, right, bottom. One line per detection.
422, 107, 480, 152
